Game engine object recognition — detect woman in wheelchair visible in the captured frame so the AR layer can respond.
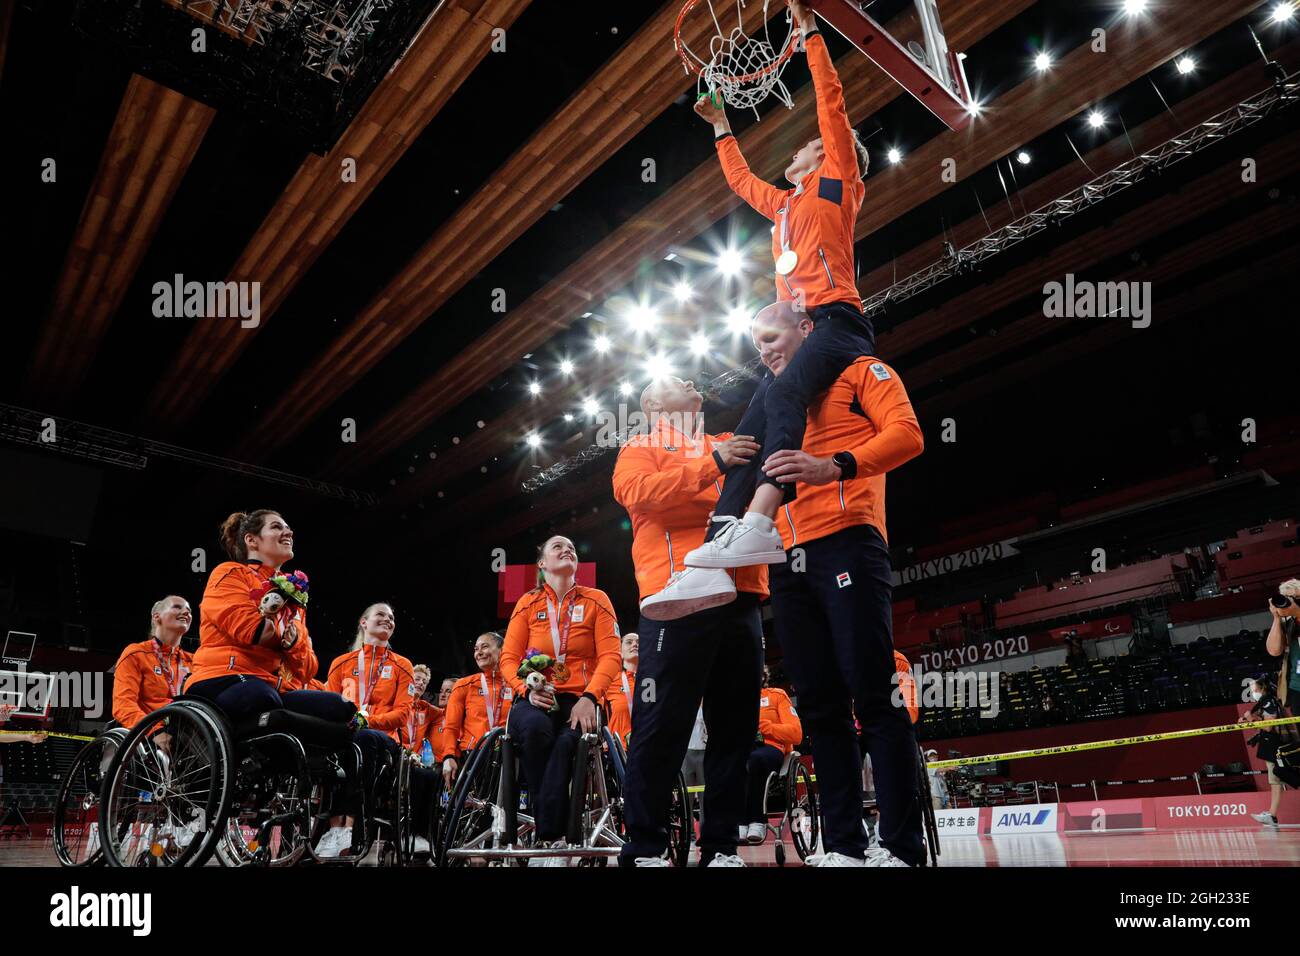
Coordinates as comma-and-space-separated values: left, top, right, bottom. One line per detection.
440, 634, 512, 788
318, 602, 417, 858
111, 595, 195, 737
186, 510, 354, 728
604, 632, 639, 747
499, 535, 623, 867
742, 666, 802, 844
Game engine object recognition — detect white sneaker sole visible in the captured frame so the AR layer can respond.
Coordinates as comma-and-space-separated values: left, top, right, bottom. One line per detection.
640, 588, 737, 621
684, 548, 787, 569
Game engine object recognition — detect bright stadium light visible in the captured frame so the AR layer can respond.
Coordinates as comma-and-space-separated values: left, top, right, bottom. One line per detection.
966, 98, 982, 117
581, 397, 599, 416
689, 332, 710, 356
563, 413, 574, 422
628, 303, 659, 333
727, 306, 752, 334
645, 353, 674, 380
1034, 51, 1051, 72
672, 280, 694, 303
525, 432, 542, 449
618, 380, 634, 397
559, 358, 575, 375
1122, 0, 1146, 16
1016, 150, 1031, 165
717, 247, 744, 276
1175, 55, 1196, 74
1272, 2, 1295, 22
527, 381, 542, 397
1088, 110, 1106, 128
593, 334, 611, 354
887, 147, 902, 164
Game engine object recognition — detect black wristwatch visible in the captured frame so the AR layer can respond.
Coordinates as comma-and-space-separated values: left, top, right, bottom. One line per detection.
832, 451, 857, 480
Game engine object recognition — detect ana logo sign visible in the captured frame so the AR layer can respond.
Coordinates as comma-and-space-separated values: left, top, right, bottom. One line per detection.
990, 803, 1057, 834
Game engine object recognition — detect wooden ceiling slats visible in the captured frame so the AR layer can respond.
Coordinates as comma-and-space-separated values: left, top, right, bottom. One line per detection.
231, 0, 977, 463
850, 0, 1262, 244
311, 0, 1036, 480
26, 74, 216, 405
143, 0, 534, 425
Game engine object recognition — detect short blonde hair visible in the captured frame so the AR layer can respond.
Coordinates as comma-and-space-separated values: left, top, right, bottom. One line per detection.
412, 664, 431, 680
1280, 579, 1300, 598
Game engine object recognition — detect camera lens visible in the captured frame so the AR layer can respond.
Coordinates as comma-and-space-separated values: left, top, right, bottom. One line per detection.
1271, 595, 1292, 609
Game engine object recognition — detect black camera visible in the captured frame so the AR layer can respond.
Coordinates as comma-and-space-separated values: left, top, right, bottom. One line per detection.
1272, 595, 1295, 609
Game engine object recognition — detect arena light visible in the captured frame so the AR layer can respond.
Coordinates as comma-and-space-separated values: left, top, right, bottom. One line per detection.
525, 431, 542, 449
689, 332, 711, 356
527, 380, 542, 397
1122, 0, 1147, 16
1175, 55, 1196, 74
672, 280, 694, 303
593, 334, 611, 354
1272, 2, 1295, 22
887, 147, 903, 164
1033, 51, 1052, 72
559, 358, 576, 375
965, 98, 982, 117
618, 380, 634, 397
628, 303, 659, 334
716, 247, 744, 276
645, 353, 674, 380
1088, 110, 1106, 128
581, 397, 599, 416
563, 413, 574, 423
1016, 150, 1031, 165
727, 306, 752, 334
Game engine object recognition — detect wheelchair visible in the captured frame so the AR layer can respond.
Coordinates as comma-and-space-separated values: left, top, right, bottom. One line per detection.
95, 695, 414, 867
437, 717, 693, 866
52, 726, 128, 867
755, 749, 820, 867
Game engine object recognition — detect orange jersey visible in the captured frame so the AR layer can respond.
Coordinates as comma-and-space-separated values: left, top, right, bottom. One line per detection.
613, 419, 768, 602
776, 357, 923, 550
326, 645, 416, 741
441, 670, 513, 759
715, 32, 864, 309
501, 584, 622, 700
895, 652, 918, 724
190, 560, 319, 690
402, 699, 444, 751
604, 666, 636, 742
759, 687, 802, 755
111, 639, 193, 729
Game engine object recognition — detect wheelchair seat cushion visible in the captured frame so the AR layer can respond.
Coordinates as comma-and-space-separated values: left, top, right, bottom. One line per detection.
235, 709, 354, 751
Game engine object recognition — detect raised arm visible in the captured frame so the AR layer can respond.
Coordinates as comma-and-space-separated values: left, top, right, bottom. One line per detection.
695, 94, 786, 219
793, 1, 863, 180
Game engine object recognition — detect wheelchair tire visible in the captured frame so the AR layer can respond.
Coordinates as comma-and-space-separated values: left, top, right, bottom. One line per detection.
99, 702, 233, 868
53, 730, 124, 867
787, 757, 819, 862
213, 742, 312, 868
436, 728, 506, 867
774, 841, 786, 867
666, 772, 693, 867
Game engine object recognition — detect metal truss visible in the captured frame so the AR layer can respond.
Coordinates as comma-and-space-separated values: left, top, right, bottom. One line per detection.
862, 67, 1300, 317
519, 68, 1299, 494
0, 404, 375, 504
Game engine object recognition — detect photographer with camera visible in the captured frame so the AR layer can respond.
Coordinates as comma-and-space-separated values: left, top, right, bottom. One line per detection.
1239, 673, 1295, 829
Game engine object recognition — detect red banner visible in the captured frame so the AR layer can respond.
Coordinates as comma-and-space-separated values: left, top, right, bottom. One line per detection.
496, 563, 596, 619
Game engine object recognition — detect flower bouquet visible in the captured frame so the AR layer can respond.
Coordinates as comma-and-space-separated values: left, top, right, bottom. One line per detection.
517, 648, 558, 712
250, 570, 310, 609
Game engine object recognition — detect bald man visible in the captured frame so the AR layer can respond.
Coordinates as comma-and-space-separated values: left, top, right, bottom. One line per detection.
612, 377, 768, 866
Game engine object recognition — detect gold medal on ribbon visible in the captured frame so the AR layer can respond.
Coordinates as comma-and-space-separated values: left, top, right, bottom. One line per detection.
552, 661, 570, 683
775, 249, 798, 275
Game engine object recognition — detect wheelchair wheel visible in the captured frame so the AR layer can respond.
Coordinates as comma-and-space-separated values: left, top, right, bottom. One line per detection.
666, 771, 693, 867
213, 737, 313, 868
436, 729, 508, 867
377, 750, 414, 867
786, 757, 819, 862
99, 702, 233, 868
53, 729, 125, 867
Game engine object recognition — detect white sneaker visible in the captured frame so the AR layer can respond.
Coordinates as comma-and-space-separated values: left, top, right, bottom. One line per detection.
864, 847, 912, 867
634, 855, 671, 867
684, 516, 787, 569
528, 840, 572, 867
640, 568, 737, 621
314, 826, 351, 859
705, 853, 746, 867
737, 825, 748, 843
412, 836, 431, 855
804, 851, 866, 867
1252, 812, 1279, 828
745, 822, 767, 844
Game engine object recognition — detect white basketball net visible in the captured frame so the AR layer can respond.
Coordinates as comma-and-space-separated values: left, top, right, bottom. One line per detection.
683, 1, 796, 114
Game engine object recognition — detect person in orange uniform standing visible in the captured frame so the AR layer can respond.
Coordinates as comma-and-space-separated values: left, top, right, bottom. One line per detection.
440, 635, 512, 787
318, 602, 416, 857
111, 595, 194, 732
677, 0, 877, 585
742, 666, 803, 844
500, 535, 622, 866
186, 510, 354, 728
895, 651, 919, 725
612, 378, 768, 867
751, 300, 926, 867
604, 632, 638, 746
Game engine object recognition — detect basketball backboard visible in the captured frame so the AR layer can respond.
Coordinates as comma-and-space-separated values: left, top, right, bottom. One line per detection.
806, 0, 975, 130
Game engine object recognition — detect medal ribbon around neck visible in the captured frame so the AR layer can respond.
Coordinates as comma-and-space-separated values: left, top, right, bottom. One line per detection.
356, 643, 389, 714
546, 588, 578, 681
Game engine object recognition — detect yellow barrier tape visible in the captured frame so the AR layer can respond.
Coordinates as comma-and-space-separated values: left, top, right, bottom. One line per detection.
0, 731, 96, 742
925, 716, 1300, 770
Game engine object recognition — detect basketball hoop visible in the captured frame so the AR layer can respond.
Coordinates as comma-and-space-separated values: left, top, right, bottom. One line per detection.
674, 0, 799, 114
